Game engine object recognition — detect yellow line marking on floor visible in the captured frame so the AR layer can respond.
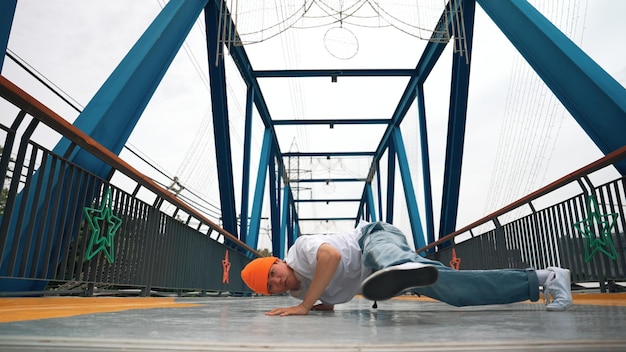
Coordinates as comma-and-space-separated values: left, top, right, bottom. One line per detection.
3, 292, 625, 324
0, 297, 201, 323
379, 292, 626, 306
569, 292, 626, 306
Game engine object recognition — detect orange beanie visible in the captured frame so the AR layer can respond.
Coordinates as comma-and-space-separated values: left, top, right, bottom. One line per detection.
241, 256, 277, 295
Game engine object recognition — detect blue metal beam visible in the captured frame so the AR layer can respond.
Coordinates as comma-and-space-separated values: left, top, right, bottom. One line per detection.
375, 162, 383, 222
253, 69, 417, 78
283, 152, 376, 157
477, 0, 626, 173
0, 0, 17, 72
272, 119, 391, 126
294, 199, 361, 203
290, 178, 365, 183
439, 0, 476, 241
288, 192, 299, 246
285, 191, 296, 253
392, 127, 427, 250
269, 150, 282, 257
247, 128, 273, 250
280, 185, 290, 258
299, 218, 358, 222
416, 85, 435, 246
239, 86, 254, 242
386, 139, 396, 223
205, 0, 238, 236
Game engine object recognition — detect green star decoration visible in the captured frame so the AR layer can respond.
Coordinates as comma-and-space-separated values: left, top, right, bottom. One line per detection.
573, 195, 618, 263
83, 188, 122, 264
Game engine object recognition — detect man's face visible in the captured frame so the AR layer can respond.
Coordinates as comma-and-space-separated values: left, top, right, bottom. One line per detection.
267, 260, 297, 294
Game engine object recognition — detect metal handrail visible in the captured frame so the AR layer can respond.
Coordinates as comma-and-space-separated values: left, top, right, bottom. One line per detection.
418, 144, 626, 253
0, 74, 260, 257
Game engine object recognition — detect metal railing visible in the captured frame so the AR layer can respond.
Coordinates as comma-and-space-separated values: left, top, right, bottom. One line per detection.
0, 75, 259, 296
420, 146, 626, 292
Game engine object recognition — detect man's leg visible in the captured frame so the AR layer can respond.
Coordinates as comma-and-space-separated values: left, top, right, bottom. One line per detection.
359, 221, 423, 269
359, 221, 540, 306
359, 222, 438, 300
413, 266, 540, 307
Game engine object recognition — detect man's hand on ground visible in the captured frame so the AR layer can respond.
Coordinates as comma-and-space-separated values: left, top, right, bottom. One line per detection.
265, 303, 310, 316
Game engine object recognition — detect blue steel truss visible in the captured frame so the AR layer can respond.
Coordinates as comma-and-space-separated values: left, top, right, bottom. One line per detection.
2, 0, 625, 268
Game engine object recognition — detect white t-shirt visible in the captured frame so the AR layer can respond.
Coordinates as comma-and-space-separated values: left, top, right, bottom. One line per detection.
285, 221, 372, 305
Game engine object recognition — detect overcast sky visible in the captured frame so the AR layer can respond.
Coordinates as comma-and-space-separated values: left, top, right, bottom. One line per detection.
2, 0, 625, 251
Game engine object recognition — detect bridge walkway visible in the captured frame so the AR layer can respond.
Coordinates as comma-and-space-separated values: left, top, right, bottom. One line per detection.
1, 293, 625, 351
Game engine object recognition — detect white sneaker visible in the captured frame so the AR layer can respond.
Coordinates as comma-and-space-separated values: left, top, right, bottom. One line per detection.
544, 267, 573, 311
361, 262, 438, 301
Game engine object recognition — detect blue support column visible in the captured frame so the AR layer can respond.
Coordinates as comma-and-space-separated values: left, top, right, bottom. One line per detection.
279, 185, 290, 259
416, 85, 435, 246
365, 183, 377, 222
248, 129, 272, 250
288, 201, 298, 247
439, 0, 475, 242
392, 127, 427, 250
0, 0, 17, 72
239, 86, 255, 242
375, 162, 383, 221
385, 140, 396, 224
477, 0, 626, 173
269, 152, 282, 257
205, 0, 238, 236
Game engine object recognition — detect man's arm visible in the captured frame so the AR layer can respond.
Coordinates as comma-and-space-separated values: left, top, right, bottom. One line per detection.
311, 303, 335, 311
266, 243, 341, 316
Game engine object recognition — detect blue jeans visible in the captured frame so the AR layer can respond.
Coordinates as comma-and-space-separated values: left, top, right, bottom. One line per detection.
358, 221, 540, 307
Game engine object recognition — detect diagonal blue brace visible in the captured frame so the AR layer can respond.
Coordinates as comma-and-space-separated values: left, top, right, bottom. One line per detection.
239, 86, 255, 243
287, 196, 298, 248
416, 85, 435, 246
205, 0, 238, 236
248, 128, 273, 252
392, 127, 427, 250
269, 152, 282, 257
365, 183, 377, 223
279, 185, 291, 258
375, 163, 383, 222
0, 0, 17, 72
439, 0, 475, 243
478, 0, 626, 174
385, 139, 396, 224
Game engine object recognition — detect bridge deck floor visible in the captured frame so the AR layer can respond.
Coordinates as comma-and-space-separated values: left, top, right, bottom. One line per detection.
1, 293, 625, 351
